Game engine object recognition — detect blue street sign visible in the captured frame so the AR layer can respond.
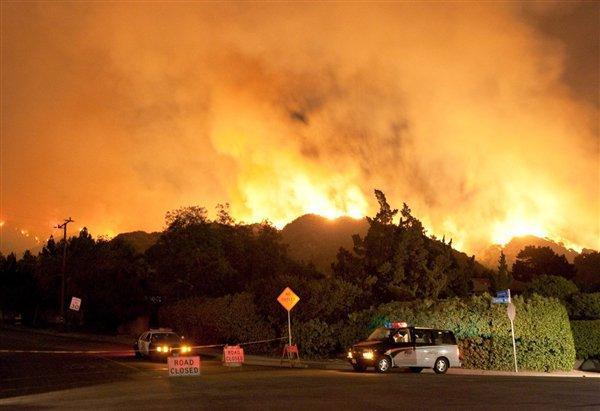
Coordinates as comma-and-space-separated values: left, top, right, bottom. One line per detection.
496, 290, 509, 299
492, 297, 509, 304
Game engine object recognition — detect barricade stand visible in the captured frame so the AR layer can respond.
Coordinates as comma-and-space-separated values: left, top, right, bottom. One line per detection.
280, 344, 300, 367
223, 345, 245, 368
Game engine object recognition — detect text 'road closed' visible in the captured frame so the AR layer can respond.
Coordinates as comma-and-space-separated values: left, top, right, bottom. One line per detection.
168, 356, 201, 377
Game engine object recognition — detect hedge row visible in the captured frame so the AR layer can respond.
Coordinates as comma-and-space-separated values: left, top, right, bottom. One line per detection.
297, 294, 575, 371
570, 320, 600, 359
160, 293, 576, 370
567, 293, 600, 320
158, 292, 275, 353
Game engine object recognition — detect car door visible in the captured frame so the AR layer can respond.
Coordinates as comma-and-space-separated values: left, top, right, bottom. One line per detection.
389, 328, 415, 367
413, 329, 435, 367
140, 332, 151, 355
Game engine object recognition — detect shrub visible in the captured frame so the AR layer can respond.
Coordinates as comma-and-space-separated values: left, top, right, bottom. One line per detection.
524, 275, 578, 300
295, 319, 337, 358
340, 294, 575, 371
159, 292, 275, 353
570, 320, 600, 359
567, 293, 600, 320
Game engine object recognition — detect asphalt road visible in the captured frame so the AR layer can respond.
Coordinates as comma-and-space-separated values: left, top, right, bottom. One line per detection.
1, 328, 599, 410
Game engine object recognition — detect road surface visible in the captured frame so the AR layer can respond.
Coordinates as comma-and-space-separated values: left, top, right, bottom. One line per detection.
1, 328, 598, 409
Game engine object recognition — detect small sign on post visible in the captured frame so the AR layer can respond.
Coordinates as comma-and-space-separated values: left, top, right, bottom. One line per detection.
168, 356, 201, 377
492, 289, 518, 372
507, 296, 518, 373
492, 290, 510, 304
277, 287, 300, 312
223, 345, 245, 367
69, 297, 82, 311
278, 287, 300, 367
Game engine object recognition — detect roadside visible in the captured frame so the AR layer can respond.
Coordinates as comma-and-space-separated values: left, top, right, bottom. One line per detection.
198, 347, 600, 378
1, 324, 134, 346
4, 325, 598, 378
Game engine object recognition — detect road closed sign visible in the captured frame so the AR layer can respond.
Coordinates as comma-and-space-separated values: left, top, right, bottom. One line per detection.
69, 297, 82, 311
223, 345, 244, 366
168, 356, 201, 377
277, 287, 300, 311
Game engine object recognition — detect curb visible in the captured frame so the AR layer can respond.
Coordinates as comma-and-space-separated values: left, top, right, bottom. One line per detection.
198, 348, 350, 370
197, 348, 599, 376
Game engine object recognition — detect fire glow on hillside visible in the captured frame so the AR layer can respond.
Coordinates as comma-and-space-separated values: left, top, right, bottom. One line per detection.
1, 2, 598, 255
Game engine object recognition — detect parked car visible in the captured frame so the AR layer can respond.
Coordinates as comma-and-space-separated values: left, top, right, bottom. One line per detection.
133, 328, 192, 360
347, 322, 461, 374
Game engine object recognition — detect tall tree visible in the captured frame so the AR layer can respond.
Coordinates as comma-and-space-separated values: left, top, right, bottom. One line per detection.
512, 246, 575, 282
333, 190, 471, 304
573, 251, 600, 291
490, 251, 512, 292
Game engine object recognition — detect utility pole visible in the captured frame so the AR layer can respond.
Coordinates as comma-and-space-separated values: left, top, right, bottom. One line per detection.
55, 217, 74, 322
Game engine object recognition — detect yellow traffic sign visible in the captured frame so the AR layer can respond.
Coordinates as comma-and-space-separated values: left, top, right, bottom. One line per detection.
277, 287, 300, 311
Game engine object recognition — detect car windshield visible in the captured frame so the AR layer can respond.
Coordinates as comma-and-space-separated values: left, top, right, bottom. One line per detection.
152, 333, 180, 343
367, 327, 390, 341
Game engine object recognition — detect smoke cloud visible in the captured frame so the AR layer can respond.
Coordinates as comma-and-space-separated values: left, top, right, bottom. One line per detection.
1, 2, 598, 255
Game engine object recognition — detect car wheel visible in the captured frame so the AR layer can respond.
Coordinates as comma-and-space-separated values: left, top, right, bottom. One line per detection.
409, 367, 423, 373
352, 363, 367, 372
433, 357, 449, 374
375, 356, 392, 373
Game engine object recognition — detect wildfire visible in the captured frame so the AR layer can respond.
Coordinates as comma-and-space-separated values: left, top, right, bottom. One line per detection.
238, 174, 368, 229
491, 218, 548, 247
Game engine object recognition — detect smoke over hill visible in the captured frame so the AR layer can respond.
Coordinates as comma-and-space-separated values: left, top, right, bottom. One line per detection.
2, 3, 598, 256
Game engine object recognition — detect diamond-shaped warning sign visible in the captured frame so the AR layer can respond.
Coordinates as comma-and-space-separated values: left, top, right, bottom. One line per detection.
277, 287, 300, 311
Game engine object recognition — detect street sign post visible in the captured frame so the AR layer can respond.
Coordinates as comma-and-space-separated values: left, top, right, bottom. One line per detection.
492, 289, 518, 372
507, 291, 518, 373
277, 287, 300, 346
497, 290, 509, 299
69, 297, 82, 311
492, 290, 509, 304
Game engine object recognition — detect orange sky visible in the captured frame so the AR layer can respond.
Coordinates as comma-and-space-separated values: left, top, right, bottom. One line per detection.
1, 2, 598, 255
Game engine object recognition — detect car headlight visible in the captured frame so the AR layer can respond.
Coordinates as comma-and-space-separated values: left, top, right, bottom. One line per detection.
347, 350, 353, 359
362, 351, 374, 360
181, 345, 190, 353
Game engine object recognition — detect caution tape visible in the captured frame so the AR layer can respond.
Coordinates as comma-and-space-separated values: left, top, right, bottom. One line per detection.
0, 337, 287, 354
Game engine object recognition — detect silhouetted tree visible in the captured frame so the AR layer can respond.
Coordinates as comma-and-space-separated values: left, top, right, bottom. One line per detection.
573, 251, 600, 291
489, 251, 512, 292
333, 190, 472, 304
512, 246, 575, 282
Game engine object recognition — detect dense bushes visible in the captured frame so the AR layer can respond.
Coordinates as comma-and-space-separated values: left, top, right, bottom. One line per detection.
296, 294, 575, 371
567, 293, 600, 320
570, 321, 600, 359
159, 292, 275, 353
295, 319, 337, 358
524, 275, 578, 300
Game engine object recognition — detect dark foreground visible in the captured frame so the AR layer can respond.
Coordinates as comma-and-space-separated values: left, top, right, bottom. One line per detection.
1, 328, 598, 410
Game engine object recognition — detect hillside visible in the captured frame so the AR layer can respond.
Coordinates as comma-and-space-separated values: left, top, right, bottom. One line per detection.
281, 214, 369, 275
112, 231, 161, 254
478, 235, 582, 269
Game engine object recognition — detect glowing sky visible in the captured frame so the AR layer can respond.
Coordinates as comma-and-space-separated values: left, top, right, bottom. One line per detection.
1, 2, 598, 255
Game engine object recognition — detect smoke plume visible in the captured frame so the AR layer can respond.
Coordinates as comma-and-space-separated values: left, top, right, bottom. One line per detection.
1, 2, 598, 255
